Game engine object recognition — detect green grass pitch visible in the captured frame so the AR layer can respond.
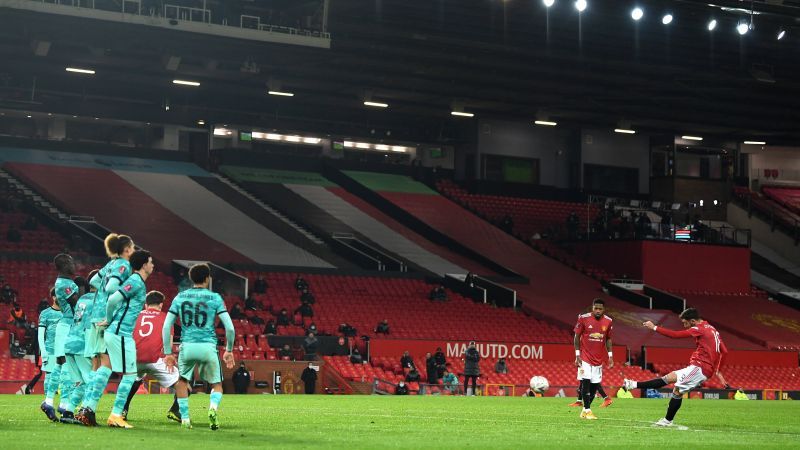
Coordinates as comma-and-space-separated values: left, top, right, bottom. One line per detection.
0, 395, 798, 449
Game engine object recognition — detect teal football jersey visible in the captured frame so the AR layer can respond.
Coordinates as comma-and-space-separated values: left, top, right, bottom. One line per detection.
54, 277, 78, 322
38, 307, 62, 355
108, 273, 146, 338
168, 288, 227, 345
91, 258, 132, 323
65, 293, 93, 354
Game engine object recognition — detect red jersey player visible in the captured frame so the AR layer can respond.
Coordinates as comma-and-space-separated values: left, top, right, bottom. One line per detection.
573, 298, 614, 420
624, 308, 729, 427
119, 291, 182, 422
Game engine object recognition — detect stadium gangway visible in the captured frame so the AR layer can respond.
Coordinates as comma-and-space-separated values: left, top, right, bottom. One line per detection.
331, 232, 406, 272
172, 259, 248, 300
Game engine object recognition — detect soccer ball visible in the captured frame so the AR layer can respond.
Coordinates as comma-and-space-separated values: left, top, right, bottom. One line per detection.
529, 376, 550, 394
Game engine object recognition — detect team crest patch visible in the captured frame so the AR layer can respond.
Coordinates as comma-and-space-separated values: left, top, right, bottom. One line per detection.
65, 288, 72, 295
602, 326, 607, 331
124, 284, 132, 292
119, 266, 126, 274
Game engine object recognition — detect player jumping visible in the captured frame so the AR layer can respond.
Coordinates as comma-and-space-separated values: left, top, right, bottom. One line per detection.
119, 290, 184, 422
624, 308, 728, 427
573, 298, 614, 420
163, 263, 236, 430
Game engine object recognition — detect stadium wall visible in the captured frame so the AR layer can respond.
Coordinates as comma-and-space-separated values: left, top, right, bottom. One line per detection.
221, 360, 329, 395
476, 119, 574, 188
580, 129, 650, 194
371, 339, 626, 361
573, 240, 750, 293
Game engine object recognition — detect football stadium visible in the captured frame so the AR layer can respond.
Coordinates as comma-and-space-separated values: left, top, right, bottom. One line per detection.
0, 0, 799, 448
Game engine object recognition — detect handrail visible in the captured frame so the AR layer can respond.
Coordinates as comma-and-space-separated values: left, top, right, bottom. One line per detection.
322, 363, 354, 395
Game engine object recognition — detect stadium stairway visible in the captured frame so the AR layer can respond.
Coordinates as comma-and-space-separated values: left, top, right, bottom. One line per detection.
189, 175, 353, 269
284, 184, 466, 275
326, 187, 499, 276
114, 170, 332, 268
220, 165, 482, 276
333, 170, 765, 353
3, 162, 332, 267
5, 162, 250, 264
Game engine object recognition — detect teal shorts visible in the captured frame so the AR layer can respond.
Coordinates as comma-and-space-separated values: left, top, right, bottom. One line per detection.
53, 322, 71, 358
42, 356, 61, 373
85, 324, 106, 357
66, 354, 93, 384
178, 343, 222, 384
104, 331, 137, 374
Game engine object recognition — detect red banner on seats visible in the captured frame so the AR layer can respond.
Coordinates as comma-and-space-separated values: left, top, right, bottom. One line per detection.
371, 339, 626, 361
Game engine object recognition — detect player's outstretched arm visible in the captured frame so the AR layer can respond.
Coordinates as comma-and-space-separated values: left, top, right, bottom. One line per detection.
643, 320, 694, 338
105, 291, 124, 324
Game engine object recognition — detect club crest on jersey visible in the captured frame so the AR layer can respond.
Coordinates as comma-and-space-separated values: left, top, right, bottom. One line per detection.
124, 284, 132, 292
602, 326, 607, 331
119, 266, 126, 274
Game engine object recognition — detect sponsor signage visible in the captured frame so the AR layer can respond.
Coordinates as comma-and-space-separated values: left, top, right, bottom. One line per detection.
371, 339, 626, 361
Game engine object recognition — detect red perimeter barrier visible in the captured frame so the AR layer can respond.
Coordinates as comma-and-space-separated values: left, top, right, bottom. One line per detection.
646, 347, 798, 367
371, 339, 626, 362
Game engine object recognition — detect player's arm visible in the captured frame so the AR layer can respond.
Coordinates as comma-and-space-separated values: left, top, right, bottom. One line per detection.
161, 309, 178, 370
105, 290, 125, 324
162, 310, 177, 355
573, 332, 581, 367
219, 311, 236, 369
89, 272, 102, 290
104, 277, 121, 294
642, 321, 694, 338
605, 337, 614, 368
38, 323, 48, 360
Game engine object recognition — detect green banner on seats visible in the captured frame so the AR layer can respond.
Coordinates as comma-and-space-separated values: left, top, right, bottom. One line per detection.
344, 171, 437, 194
220, 166, 336, 187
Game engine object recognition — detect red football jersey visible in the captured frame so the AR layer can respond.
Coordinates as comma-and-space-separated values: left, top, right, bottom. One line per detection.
656, 321, 727, 378
133, 310, 169, 364
574, 313, 613, 366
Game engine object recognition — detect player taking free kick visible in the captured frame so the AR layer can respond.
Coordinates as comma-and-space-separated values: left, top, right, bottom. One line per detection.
624, 308, 728, 427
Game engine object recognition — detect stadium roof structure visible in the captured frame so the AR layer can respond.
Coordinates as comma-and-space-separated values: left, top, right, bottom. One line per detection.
0, 0, 799, 144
